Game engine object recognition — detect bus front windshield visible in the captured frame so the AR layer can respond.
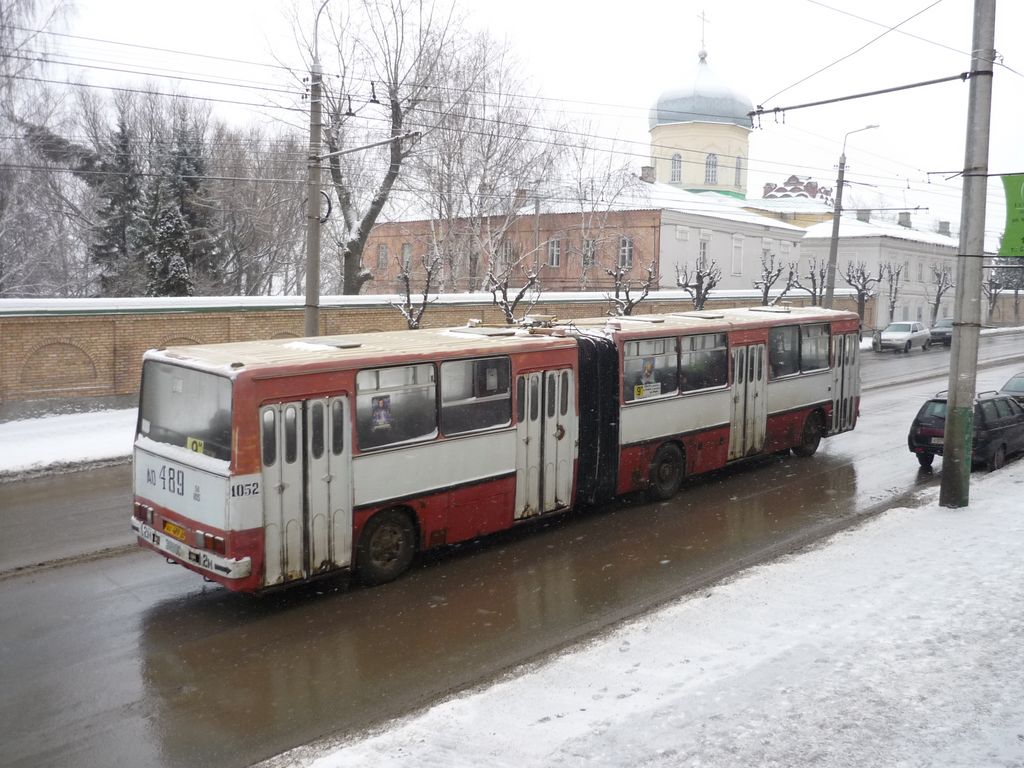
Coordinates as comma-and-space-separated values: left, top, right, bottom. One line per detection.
139, 361, 233, 461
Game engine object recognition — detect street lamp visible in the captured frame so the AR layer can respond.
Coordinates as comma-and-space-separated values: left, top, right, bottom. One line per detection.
823, 124, 879, 310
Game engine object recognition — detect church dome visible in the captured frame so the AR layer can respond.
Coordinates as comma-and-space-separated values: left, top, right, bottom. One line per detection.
649, 50, 753, 130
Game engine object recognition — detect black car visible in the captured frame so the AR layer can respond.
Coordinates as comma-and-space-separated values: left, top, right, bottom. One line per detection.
907, 391, 1024, 470
999, 372, 1024, 404
929, 317, 954, 347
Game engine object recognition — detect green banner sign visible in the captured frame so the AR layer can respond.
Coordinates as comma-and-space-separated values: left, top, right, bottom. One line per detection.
1000, 174, 1024, 257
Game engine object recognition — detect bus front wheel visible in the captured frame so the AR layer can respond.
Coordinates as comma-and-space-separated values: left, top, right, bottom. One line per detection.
356, 509, 416, 586
648, 443, 684, 501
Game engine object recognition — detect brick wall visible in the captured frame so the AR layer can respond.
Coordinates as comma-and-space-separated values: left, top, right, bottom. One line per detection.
0, 293, 863, 405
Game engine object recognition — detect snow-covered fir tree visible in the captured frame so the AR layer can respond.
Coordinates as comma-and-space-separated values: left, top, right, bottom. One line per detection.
147, 206, 194, 296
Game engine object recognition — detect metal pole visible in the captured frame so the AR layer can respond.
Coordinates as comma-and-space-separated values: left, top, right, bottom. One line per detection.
822, 155, 846, 309
940, 0, 996, 507
303, 2, 330, 338
823, 125, 877, 309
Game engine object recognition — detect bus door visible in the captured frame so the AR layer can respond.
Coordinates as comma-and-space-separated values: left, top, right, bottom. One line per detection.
728, 344, 767, 460
260, 402, 305, 585
515, 369, 576, 520
304, 396, 353, 572
830, 333, 859, 434
260, 398, 354, 586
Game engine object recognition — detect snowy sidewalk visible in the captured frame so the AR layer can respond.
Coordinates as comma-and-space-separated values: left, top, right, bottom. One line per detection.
0, 408, 136, 479
271, 468, 1024, 768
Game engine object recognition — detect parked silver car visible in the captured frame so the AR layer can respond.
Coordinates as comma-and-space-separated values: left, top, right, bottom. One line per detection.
874, 321, 932, 353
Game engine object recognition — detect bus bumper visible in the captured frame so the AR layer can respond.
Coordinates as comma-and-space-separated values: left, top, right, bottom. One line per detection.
132, 519, 252, 580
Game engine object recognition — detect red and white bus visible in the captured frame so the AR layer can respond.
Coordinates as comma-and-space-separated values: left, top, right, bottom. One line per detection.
131, 305, 860, 593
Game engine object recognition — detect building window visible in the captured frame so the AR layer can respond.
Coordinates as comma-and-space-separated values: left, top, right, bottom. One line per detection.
734, 155, 743, 187
618, 236, 634, 268
699, 239, 709, 262
547, 238, 561, 267
376, 243, 388, 270
499, 240, 513, 269
731, 234, 743, 276
917, 260, 924, 282
401, 242, 412, 271
582, 239, 596, 267
704, 153, 718, 185
670, 153, 682, 183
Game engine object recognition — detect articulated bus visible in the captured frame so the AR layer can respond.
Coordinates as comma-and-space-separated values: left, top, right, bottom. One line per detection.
131, 306, 860, 593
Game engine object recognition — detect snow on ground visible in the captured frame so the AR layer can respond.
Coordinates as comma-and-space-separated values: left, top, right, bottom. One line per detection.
276, 468, 1024, 768
0, 408, 137, 475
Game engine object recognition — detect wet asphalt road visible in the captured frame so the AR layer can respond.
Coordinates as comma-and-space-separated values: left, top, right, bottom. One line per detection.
0, 338, 1022, 768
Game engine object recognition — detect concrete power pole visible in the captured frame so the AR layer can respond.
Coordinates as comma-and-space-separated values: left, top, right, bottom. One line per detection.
822, 158, 846, 310
303, 56, 324, 338
940, 0, 996, 508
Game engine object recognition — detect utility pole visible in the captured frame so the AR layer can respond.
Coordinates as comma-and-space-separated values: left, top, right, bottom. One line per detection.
823, 124, 878, 309
303, 1, 330, 338
940, 0, 996, 507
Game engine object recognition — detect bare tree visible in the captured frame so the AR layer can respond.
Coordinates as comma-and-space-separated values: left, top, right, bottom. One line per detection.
676, 256, 721, 310
404, 33, 557, 293
311, 0, 458, 295
485, 257, 542, 324
924, 262, 955, 327
753, 252, 798, 306
605, 261, 656, 316
842, 260, 883, 328
793, 256, 828, 306
982, 269, 1004, 325
883, 262, 904, 324
390, 250, 442, 329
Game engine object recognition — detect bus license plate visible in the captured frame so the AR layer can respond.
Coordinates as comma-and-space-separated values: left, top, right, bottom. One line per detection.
163, 520, 187, 542
931, 437, 944, 446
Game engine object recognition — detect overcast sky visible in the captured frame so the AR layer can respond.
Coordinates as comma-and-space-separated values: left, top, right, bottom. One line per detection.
59, 0, 1024, 242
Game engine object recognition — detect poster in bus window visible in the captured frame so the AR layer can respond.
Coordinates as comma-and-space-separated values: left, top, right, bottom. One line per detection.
634, 357, 661, 399
372, 395, 393, 429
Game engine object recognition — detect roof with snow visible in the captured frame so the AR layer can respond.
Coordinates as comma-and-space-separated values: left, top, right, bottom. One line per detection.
801, 215, 959, 248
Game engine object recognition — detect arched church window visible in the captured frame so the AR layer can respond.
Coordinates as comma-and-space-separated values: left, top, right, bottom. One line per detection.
670, 154, 682, 183
705, 153, 718, 185
734, 155, 744, 187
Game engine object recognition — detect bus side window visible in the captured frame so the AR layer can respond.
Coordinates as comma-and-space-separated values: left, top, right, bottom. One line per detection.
680, 333, 727, 391
800, 323, 830, 372
261, 409, 276, 466
355, 364, 438, 450
769, 326, 800, 378
440, 357, 511, 435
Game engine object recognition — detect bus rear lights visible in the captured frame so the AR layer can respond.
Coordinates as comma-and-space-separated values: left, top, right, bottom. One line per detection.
133, 502, 154, 525
195, 530, 227, 555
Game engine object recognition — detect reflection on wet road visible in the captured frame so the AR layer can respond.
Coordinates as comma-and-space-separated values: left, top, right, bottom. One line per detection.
0, 357, 1021, 768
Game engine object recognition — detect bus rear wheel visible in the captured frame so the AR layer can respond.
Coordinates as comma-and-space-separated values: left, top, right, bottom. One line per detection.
792, 412, 823, 457
648, 443, 684, 501
356, 509, 416, 586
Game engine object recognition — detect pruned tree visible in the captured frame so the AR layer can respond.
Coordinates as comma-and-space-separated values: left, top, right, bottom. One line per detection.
312, 0, 458, 295
391, 249, 442, 329
676, 256, 721, 310
605, 260, 656, 316
982, 269, 1004, 324
883, 261, 905, 324
924, 262, 955, 327
753, 252, 798, 306
842, 260, 883, 327
793, 256, 828, 306
485, 257, 542, 325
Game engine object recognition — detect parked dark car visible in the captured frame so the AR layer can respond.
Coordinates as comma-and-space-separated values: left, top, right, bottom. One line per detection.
929, 317, 954, 347
999, 372, 1024, 404
907, 390, 1024, 470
